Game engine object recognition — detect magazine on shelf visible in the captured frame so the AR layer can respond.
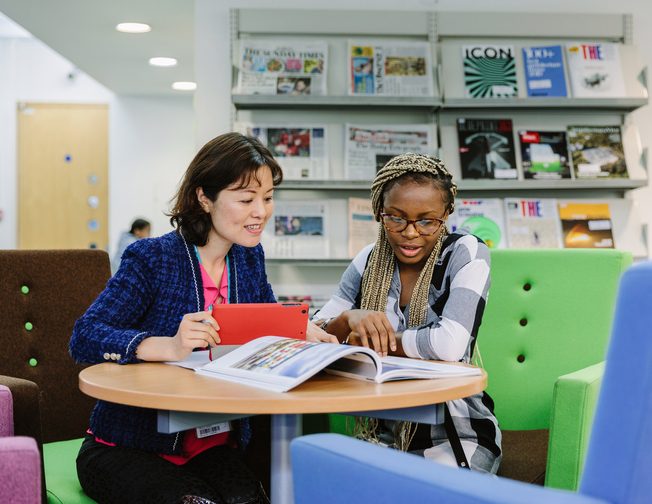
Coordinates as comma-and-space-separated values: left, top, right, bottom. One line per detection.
565, 43, 626, 98
345, 123, 434, 180
348, 197, 377, 258
237, 40, 328, 95
522, 45, 568, 97
518, 130, 571, 180
167, 336, 482, 393
448, 199, 506, 249
567, 126, 628, 179
241, 124, 328, 180
457, 118, 517, 179
558, 202, 614, 249
463, 45, 517, 98
504, 198, 563, 249
348, 40, 434, 96
262, 200, 330, 259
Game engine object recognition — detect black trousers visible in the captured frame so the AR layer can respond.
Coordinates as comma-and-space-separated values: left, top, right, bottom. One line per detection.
76, 435, 267, 504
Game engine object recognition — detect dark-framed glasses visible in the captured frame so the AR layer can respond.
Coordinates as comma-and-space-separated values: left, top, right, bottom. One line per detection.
380, 213, 446, 236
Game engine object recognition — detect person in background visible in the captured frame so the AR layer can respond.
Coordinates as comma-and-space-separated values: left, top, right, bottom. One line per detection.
70, 132, 334, 504
111, 218, 151, 274
313, 153, 501, 474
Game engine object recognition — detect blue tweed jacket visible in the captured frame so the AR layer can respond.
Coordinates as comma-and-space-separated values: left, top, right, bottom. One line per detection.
70, 231, 275, 454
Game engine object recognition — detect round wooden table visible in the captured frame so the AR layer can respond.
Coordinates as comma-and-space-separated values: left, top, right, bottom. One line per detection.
80, 362, 487, 503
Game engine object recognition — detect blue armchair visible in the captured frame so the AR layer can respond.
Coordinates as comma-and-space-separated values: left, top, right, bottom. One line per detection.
291, 261, 652, 504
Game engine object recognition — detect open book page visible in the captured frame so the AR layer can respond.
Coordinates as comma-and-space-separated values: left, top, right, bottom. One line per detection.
194, 336, 380, 393
325, 354, 482, 383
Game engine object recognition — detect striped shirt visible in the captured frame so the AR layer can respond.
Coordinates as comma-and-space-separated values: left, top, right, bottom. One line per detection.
315, 232, 502, 472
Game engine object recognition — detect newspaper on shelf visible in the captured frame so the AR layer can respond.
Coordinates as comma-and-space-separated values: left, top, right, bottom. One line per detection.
348, 40, 434, 96
262, 200, 330, 259
348, 197, 378, 258
240, 123, 328, 180
237, 40, 328, 95
344, 123, 435, 180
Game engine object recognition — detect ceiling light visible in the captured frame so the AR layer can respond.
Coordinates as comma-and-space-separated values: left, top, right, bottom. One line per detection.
115, 22, 151, 34
172, 81, 197, 91
149, 57, 177, 67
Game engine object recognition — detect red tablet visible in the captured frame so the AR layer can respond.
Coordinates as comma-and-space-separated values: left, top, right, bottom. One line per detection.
211, 302, 309, 347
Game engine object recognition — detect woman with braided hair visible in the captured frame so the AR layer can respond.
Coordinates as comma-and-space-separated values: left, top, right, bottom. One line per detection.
314, 152, 501, 473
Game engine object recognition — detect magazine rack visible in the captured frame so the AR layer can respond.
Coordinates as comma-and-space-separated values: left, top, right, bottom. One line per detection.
230, 8, 649, 300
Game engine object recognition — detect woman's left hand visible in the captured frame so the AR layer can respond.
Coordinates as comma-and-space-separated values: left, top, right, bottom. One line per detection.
306, 321, 339, 343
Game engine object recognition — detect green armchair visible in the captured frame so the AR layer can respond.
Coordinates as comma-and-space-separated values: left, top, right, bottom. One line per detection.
329, 248, 628, 488
479, 249, 631, 488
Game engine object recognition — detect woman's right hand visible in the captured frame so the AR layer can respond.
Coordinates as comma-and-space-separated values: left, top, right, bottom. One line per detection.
344, 309, 396, 357
171, 311, 220, 360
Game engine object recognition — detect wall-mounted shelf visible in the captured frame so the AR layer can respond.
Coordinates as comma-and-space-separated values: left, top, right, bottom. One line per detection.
442, 97, 648, 112
232, 94, 441, 110
277, 178, 647, 192
266, 258, 351, 267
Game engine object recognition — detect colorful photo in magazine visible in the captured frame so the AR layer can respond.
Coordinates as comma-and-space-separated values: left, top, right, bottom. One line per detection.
275, 215, 324, 236
457, 118, 517, 179
304, 58, 324, 74
558, 202, 614, 249
384, 56, 426, 76
519, 130, 571, 179
277, 76, 311, 95
463, 45, 517, 98
266, 128, 312, 158
233, 339, 316, 376
567, 126, 627, 178
351, 45, 374, 94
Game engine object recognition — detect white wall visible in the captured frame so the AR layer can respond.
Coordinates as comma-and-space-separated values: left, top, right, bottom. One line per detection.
109, 95, 194, 252
0, 36, 113, 249
196, 0, 652, 256
0, 34, 195, 254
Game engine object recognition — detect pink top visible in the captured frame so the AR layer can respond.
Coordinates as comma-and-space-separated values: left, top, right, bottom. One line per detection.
91, 261, 232, 466
161, 261, 231, 465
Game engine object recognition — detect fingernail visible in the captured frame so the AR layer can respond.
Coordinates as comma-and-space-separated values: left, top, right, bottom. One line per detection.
391, 344, 396, 351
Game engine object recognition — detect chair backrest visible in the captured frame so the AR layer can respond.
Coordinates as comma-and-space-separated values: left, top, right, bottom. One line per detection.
479, 249, 631, 430
0, 250, 111, 443
0, 385, 13, 437
580, 261, 652, 503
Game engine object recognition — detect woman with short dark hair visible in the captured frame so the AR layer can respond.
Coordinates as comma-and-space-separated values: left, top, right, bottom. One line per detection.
71, 132, 333, 504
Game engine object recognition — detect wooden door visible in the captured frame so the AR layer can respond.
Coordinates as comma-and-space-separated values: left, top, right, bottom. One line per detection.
18, 103, 108, 249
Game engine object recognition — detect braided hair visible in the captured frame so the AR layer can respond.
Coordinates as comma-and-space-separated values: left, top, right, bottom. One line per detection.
360, 153, 457, 327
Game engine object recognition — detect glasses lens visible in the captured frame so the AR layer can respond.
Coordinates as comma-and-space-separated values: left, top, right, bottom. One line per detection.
382, 214, 407, 231
415, 219, 441, 235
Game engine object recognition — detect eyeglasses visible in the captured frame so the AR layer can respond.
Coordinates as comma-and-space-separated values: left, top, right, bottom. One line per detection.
380, 213, 446, 236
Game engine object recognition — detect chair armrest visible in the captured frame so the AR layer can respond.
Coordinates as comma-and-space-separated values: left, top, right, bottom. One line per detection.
291, 434, 607, 504
0, 385, 13, 436
546, 362, 605, 490
0, 375, 43, 447
0, 436, 41, 503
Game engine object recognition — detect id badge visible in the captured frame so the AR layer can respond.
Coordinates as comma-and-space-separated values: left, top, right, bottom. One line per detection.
196, 421, 231, 438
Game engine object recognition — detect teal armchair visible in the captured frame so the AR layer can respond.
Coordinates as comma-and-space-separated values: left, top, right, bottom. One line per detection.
480, 249, 631, 487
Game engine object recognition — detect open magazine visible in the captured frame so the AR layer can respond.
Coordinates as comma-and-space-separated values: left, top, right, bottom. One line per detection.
167, 336, 481, 393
